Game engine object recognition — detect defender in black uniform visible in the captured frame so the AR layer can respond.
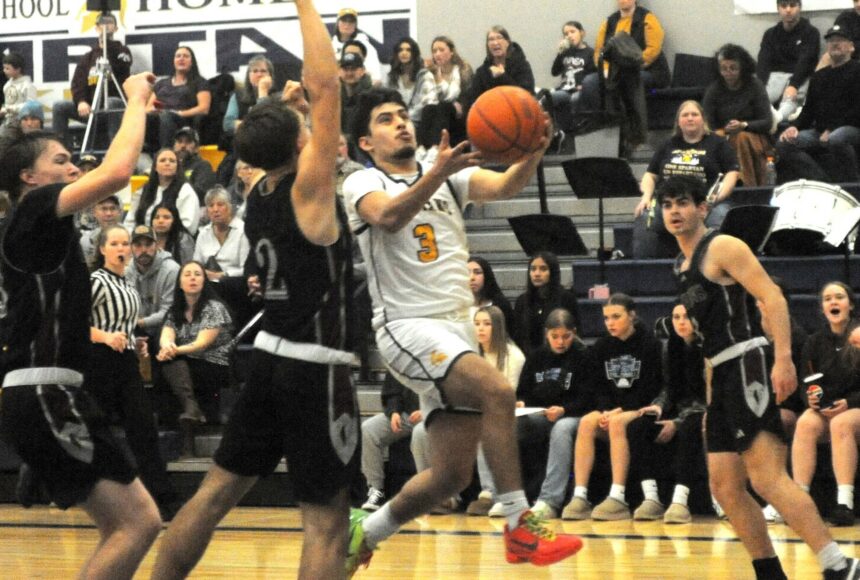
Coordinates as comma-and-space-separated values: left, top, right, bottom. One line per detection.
658, 175, 859, 580
0, 73, 162, 579
150, 2, 360, 579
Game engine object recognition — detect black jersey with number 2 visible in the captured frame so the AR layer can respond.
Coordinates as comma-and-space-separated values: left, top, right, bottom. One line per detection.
244, 173, 353, 350
0, 183, 92, 374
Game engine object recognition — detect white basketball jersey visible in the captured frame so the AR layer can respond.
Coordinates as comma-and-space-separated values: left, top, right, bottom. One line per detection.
344, 162, 478, 329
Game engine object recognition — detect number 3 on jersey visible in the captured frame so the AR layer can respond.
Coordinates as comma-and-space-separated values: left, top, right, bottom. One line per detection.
413, 223, 439, 263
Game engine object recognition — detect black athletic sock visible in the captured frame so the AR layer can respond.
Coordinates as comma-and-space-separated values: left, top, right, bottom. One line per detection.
752, 556, 787, 580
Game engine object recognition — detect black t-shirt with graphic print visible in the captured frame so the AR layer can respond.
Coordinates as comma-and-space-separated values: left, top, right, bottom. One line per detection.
647, 133, 739, 187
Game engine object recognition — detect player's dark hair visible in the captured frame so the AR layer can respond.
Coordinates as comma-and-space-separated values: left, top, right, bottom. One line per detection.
135, 148, 187, 226
94, 224, 130, 270
235, 101, 301, 171
2, 51, 25, 71
0, 128, 57, 201
350, 87, 408, 145
655, 175, 708, 206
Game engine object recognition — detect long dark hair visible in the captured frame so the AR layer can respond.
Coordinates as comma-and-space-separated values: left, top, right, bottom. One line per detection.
168, 260, 225, 325
150, 203, 191, 263
175, 45, 202, 82
715, 43, 756, 88
525, 251, 562, 301
469, 255, 505, 305
0, 129, 55, 201
388, 37, 422, 86
135, 148, 187, 226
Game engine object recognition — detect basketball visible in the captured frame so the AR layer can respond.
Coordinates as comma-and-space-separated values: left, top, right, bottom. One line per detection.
466, 85, 546, 164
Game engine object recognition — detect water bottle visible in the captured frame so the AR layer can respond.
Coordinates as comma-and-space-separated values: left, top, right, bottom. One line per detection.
765, 156, 777, 186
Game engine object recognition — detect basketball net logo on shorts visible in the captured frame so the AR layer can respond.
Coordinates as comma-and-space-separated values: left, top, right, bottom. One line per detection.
605, 355, 641, 388
429, 351, 448, 367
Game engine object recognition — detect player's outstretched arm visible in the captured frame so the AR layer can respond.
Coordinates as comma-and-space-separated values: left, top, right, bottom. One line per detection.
709, 235, 797, 403
291, 0, 341, 246
56, 72, 155, 218
468, 113, 551, 204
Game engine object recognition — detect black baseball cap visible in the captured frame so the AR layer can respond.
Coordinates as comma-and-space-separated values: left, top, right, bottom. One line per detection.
340, 52, 364, 69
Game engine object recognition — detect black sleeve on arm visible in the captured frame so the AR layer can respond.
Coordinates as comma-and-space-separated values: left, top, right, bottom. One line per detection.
789, 25, 821, 89
2, 184, 73, 275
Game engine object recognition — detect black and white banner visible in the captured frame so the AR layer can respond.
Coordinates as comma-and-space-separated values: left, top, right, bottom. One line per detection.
0, 0, 415, 106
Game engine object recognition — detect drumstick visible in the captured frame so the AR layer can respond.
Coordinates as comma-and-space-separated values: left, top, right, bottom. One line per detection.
706, 173, 724, 206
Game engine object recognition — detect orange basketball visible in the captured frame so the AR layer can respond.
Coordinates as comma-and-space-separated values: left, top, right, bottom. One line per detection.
467, 86, 545, 164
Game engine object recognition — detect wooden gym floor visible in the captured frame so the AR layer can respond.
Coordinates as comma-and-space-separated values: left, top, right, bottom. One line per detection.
2, 504, 859, 579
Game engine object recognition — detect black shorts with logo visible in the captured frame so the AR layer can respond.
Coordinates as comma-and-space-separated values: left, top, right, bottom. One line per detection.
214, 349, 361, 505
0, 379, 136, 509
705, 345, 787, 454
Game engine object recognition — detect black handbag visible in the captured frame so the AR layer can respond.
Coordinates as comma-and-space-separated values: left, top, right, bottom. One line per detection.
602, 32, 644, 69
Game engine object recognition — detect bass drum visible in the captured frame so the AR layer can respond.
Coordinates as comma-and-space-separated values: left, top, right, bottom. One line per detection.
768, 180, 860, 255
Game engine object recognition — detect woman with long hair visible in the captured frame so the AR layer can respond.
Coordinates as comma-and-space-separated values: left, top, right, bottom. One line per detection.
791, 281, 860, 526
468, 256, 515, 336
513, 251, 580, 357
128, 148, 200, 235
146, 45, 211, 149
703, 44, 774, 186
151, 203, 195, 265
89, 225, 176, 515
157, 260, 234, 456
562, 293, 664, 521
386, 37, 434, 126
223, 55, 276, 140
418, 35, 473, 150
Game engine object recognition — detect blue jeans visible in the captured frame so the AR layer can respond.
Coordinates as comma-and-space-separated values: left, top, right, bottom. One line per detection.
532, 415, 581, 509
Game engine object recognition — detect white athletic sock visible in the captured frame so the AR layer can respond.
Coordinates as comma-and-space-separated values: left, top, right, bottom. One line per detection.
574, 486, 589, 500
838, 485, 855, 510
609, 484, 626, 504
641, 479, 660, 503
817, 541, 847, 572
671, 484, 690, 507
496, 490, 529, 530
362, 503, 401, 549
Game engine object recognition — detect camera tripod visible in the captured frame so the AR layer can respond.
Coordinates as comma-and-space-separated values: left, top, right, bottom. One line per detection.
80, 11, 127, 155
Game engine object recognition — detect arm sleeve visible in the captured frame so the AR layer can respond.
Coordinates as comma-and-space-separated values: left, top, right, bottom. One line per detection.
226, 233, 251, 278
746, 80, 776, 134
756, 31, 773, 84
515, 356, 536, 402
71, 59, 90, 105
593, 21, 608, 67
789, 26, 821, 89
177, 184, 201, 234
110, 44, 132, 85
2, 184, 73, 274
506, 344, 526, 388
223, 94, 239, 135
141, 266, 177, 333
641, 13, 665, 67
702, 84, 721, 129
717, 139, 740, 173
551, 52, 565, 78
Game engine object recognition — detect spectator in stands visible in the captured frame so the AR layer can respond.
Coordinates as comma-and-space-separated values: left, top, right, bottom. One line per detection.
561, 293, 664, 521
513, 251, 580, 357
465, 305, 526, 516
194, 186, 250, 282
777, 25, 860, 184
16, 100, 44, 133
1, 51, 37, 136
89, 225, 177, 513
80, 194, 122, 272
230, 159, 265, 220
825, 0, 860, 63
468, 256, 515, 338
757, 0, 820, 123
51, 13, 131, 148
127, 148, 200, 235
418, 35, 473, 153
173, 126, 217, 203
336, 133, 364, 197
703, 44, 775, 187
331, 8, 382, 83
151, 203, 195, 265
791, 281, 860, 527
146, 46, 211, 149
623, 303, 709, 524
127, 224, 180, 343
635, 100, 739, 227
549, 21, 596, 132
157, 260, 234, 456
222, 55, 276, 141
465, 25, 535, 114
516, 308, 591, 520
385, 37, 434, 128
340, 52, 372, 132
360, 372, 422, 513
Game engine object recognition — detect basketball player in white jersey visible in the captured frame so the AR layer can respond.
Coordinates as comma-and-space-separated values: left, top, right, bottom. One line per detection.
342, 88, 582, 575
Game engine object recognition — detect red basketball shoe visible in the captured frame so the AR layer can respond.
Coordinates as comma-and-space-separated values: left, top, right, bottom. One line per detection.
504, 510, 583, 566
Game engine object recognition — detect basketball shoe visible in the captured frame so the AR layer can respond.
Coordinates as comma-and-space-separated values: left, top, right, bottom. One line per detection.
345, 508, 374, 578
504, 510, 583, 566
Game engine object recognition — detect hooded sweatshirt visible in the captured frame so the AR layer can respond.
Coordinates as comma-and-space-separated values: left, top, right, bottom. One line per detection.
125, 250, 180, 335
588, 326, 664, 411
516, 341, 592, 417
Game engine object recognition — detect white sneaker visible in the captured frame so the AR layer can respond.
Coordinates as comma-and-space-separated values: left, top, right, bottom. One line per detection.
531, 500, 558, 520
762, 504, 784, 524
361, 487, 386, 512
488, 501, 505, 518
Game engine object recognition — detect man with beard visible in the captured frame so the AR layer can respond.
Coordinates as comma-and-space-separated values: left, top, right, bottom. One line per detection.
173, 126, 216, 203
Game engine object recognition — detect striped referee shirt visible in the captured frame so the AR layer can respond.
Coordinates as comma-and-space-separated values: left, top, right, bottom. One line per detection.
91, 268, 141, 351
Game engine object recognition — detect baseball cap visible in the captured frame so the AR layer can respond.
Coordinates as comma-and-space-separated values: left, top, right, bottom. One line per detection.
131, 224, 157, 243
18, 100, 44, 122
78, 154, 100, 168
174, 126, 200, 143
338, 8, 358, 20
340, 52, 364, 69
825, 25, 852, 41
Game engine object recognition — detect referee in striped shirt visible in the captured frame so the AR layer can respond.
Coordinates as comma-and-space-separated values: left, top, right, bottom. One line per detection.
88, 224, 178, 519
